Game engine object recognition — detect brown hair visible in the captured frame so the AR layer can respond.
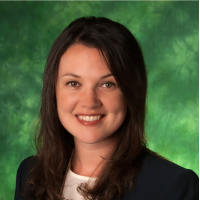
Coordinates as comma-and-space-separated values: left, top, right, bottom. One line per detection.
26, 16, 147, 200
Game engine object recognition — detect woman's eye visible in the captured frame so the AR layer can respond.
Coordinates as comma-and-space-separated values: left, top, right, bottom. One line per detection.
67, 81, 80, 87
102, 82, 115, 88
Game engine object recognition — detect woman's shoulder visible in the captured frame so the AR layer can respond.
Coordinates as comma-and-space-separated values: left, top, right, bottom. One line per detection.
15, 156, 38, 198
141, 150, 194, 176
17, 156, 37, 170
17, 156, 38, 179
123, 150, 199, 200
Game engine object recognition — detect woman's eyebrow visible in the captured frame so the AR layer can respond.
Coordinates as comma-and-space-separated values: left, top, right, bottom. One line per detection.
62, 73, 113, 79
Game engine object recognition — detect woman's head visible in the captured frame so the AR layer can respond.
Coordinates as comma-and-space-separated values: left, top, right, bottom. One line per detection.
41, 16, 147, 150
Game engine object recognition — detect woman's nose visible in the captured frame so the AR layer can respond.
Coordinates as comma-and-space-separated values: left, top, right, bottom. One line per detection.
79, 89, 102, 109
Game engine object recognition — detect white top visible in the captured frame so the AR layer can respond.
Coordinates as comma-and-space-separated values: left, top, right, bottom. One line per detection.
62, 168, 97, 200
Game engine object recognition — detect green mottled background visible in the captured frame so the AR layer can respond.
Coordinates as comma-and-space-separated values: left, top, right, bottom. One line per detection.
0, 1, 198, 199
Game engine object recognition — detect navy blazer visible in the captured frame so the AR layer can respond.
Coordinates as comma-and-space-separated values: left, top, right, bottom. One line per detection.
14, 151, 199, 200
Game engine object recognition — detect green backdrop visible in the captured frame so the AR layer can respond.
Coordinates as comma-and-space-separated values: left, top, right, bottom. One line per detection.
0, 1, 198, 199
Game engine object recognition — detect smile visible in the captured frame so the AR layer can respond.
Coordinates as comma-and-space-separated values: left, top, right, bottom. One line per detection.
77, 115, 103, 121
75, 115, 105, 126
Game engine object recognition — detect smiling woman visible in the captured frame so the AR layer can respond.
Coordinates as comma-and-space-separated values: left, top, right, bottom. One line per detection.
14, 17, 198, 200
56, 44, 127, 146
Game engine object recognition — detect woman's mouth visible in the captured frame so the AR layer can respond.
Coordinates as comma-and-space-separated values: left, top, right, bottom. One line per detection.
75, 115, 105, 126
76, 115, 105, 121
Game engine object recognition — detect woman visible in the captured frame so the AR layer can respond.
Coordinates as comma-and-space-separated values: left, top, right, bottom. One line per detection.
15, 17, 198, 200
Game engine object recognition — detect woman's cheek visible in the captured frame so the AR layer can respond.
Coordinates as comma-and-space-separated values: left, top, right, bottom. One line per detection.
57, 89, 79, 112
104, 92, 126, 113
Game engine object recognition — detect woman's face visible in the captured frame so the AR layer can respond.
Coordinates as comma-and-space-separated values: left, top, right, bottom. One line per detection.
56, 44, 127, 145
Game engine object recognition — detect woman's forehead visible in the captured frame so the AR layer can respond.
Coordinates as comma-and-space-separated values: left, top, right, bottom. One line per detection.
58, 44, 111, 78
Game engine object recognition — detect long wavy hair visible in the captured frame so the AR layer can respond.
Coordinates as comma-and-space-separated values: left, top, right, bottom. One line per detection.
26, 16, 148, 200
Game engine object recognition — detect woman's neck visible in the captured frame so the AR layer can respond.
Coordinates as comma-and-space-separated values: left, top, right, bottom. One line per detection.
71, 135, 118, 177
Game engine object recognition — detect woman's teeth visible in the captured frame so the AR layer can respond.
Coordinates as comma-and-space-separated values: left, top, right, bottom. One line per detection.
77, 115, 103, 121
